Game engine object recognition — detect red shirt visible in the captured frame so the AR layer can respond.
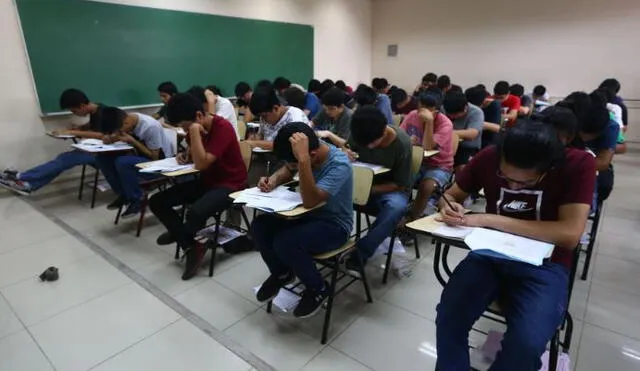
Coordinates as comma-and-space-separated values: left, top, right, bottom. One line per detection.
456, 146, 596, 269
199, 115, 247, 191
497, 94, 521, 128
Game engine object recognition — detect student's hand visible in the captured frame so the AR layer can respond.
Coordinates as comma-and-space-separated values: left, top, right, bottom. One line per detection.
410, 135, 419, 145
204, 89, 217, 105
343, 148, 358, 162
176, 152, 190, 165
102, 134, 118, 144
258, 177, 276, 193
316, 130, 330, 139
118, 133, 135, 144
418, 107, 434, 122
289, 133, 310, 162
189, 123, 206, 137
437, 199, 467, 226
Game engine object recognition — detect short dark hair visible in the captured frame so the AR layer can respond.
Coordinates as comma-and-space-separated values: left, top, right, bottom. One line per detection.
322, 87, 345, 107
539, 106, 578, 143
59, 88, 89, 109
391, 88, 408, 108
533, 85, 546, 97
465, 86, 486, 107
206, 85, 222, 96
255, 79, 273, 91
335, 80, 347, 90
354, 84, 377, 106
249, 88, 281, 114
582, 91, 610, 134
308, 79, 322, 93
186, 86, 207, 106
350, 105, 387, 146
101, 106, 127, 133
234, 82, 252, 97
557, 91, 591, 130
166, 93, 201, 124
320, 79, 335, 96
497, 120, 565, 172
418, 92, 441, 110
599, 78, 621, 94
157, 81, 178, 95
273, 122, 320, 163
283, 87, 306, 110
509, 84, 525, 97
494, 81, 510, 95
423, 73, 437, 84
596, 87, 615, 103
436, 75, 451, 90
449, 84, 463, 93
273, 77, 291, 91
372, 78, 388, 91
443, 91, 467, 114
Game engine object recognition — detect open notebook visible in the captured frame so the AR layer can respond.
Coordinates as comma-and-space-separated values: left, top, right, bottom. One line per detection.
233, 186, 303, 213
138, 157, 194, 173
432, 225, 554, 266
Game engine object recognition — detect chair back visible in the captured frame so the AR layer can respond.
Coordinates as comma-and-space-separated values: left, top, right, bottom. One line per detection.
238, 141, 252, 170
411, 145, 424, 178
163, 128, 179, 156
237, 120, 247, 140
352, 166, 374, 206
392, 114, 404, 127
451, 132, 460, 159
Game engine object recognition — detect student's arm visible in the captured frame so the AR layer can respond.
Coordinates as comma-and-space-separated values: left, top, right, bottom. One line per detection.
259, 164, 294, 192
595, 149, 614, 172
372, 145, 411, 194
317, 131, 347, 148
483, 122, 501, 133
204, 89, 217, 114
121, 133, 160, 160
455, 108, 483, 141
506, 109, 518, 122
188, 124, 216, 170
594, 123, 619, 171
152, 113, 161, 120
61, 129, 104, 139
244, 140, 273, 151
519, 106, 531, 116
420, 109, 436, 150
290, 134, 332, 208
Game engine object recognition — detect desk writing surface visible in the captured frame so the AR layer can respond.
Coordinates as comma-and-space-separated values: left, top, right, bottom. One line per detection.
424, 150, 440, 158
228, 190, 324, 218
71, 142, 133, 153
136, 158, 199, 177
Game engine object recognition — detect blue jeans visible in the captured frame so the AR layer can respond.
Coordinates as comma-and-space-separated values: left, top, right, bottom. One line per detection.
95, 155, 155, 201
19, 150, 95, 190
357, 191, 409, 261
251, 214, 348, 291
436, 253, 569, 371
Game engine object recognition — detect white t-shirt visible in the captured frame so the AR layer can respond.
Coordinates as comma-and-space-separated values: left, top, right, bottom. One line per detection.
132, 113, 175, 158
215, 96, 239, 138
607, 103, 623, 128
259, 106, 310, 141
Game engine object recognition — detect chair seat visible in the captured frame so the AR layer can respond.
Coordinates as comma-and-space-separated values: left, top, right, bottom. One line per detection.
313, 240, 356, 260
487, 301, 502, 314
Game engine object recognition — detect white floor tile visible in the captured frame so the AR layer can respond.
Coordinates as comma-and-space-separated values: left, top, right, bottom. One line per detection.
0, 295, 23, 339
175, 280, 259, 330
2, 255, 131, 326
381, 263, 443, 321
214, 254, 270, 303
0, 213, 67, 255
592, 254, 640, 296
576, 324, 640, 371
332, 301, 438, 371
569, 277, 590, 321
0, 330, 53, 371
137, 259, 210, 297
91, 319, 249, 371
585, 282, 640, 340
89, 233, 169, 271
224, 310, 324, 371
302, 347, 372, 371
597, 231, 640, 265
29, 283, 180, 371
0, 234, 95, 288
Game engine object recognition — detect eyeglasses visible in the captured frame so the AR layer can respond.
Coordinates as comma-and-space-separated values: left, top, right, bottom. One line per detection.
496, 169, 546, 187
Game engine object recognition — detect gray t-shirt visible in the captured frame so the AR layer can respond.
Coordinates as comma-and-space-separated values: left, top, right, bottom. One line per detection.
451, 103, 484, 149
312, 107, 352, 140
348, 126, 412, 190
132, 113, 175, 158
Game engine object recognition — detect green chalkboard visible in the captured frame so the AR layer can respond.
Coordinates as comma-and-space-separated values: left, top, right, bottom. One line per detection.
16, 0, 314, 114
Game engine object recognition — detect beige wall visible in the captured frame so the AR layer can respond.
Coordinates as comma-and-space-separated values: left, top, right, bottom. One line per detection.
371, 0, 640, 99
0, 0, 372, 170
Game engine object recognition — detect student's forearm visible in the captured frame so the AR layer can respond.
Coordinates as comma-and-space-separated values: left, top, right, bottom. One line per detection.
479, 214, 582, 249
131, 139, 156, 160
507, 110, 518, 121
189, 132, 212, 170
65, 130, 103, 139
421, 119, 435, 150
326, 132, 347, 147
269, 166, 293, 186
595, 150, 614, 172
483, 122, 501, 133
454, 129, 479, 141
519, 107, 531, 115
246, 140, 273, 150
297, 158, 325, 208
372, 183, 402, 194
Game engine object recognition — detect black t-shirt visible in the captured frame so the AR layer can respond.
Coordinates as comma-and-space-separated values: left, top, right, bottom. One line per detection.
481, 100, 501, 149
87, 103, 106, 132
156, 104, 168, 120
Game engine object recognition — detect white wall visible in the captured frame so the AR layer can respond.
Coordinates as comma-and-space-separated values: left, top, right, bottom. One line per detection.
0, 0, 372, 169
371, 0, 640, 99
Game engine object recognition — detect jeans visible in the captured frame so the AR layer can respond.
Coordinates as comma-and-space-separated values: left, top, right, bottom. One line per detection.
148, 181, 232, 250
357, 191, 409, 261
251, 214, 348, 291
435, 253, 569, 371
19, 150, 95, 190
95, 155, 155, 201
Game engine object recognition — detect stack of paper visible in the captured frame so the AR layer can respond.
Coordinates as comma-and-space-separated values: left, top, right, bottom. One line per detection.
72, 139, 132, 152
463, 228, 554, 266
352, 161, 383, 172
196, 225, 245, 245
234, 186, 303, 212
139, 157, 194, 173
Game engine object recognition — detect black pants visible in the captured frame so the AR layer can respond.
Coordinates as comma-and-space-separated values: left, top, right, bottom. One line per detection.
597, 165, 614, 202
149, 181, 232, 250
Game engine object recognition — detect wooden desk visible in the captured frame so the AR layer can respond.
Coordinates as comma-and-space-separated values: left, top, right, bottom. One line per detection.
352, 162, 391, 175
135, 158, 200, 177
424, 150, 440, 158
228, 189, 325, 219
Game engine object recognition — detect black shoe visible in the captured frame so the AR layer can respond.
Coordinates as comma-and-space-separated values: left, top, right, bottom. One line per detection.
344, 256, 363, 278
182, 243, 206, 280
256, 272, 295, 303
156, 231, 175, 246
397, 228, 415, 247
1, 169, 18, 181
120, 201, 141, 219
107, 197, 125, 210
294, 284, 329, 318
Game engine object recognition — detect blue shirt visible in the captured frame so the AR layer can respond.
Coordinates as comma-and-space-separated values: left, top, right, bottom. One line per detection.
311, 144, 354, 234
305, 92, 322, 120
376, 94, 394, 125
584, 119, 619, 153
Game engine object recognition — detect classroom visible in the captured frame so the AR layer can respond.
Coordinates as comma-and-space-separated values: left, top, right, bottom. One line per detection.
0, 0, 639, 370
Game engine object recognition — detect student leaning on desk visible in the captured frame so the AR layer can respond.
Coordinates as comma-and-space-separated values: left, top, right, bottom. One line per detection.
253, 122, 353, 318
433, 121, 595, 371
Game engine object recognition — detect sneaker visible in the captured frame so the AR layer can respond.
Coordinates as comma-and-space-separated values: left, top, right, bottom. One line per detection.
397, 228, 415, 247
106, 197, 125, 210
156, 231, 175, 246
181, 243, 207, 280
294, 283, 329, 318
0, 169, 19, 181
344, 256, 363, 278
0, 179, 32, 196
256, 272, 295, 303
120, 201, 141, 219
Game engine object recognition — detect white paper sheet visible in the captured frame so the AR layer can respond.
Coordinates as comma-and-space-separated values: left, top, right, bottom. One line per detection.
464, 228, 554, 266
72, 139, 132, 152
252, 284, 302, 313
352, 161, 383, 172
196, 225, 245, 245
233, 186, 303, 212
46, 132, 75, 139
138, 157, 194, 173
433, 225, 475, 239
252, 147, 271, 153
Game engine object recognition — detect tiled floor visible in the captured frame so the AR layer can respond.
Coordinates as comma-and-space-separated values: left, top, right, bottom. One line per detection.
1, 146, 640, 370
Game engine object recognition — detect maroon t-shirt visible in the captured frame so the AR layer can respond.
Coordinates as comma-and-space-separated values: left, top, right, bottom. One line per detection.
456, 146, 596, 268
394, 97, 418, 115
197, 115, 247, 191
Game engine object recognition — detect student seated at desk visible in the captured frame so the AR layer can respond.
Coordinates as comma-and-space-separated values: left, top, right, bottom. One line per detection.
401, 93, 454, 220
97, 108, 174, 218
493, 81, 521, 128
435, 122, 596, 371
149, 93, 247, 280
532, 85, 552, 114
371, 79, 395, 125
307, 79, 322, 97
354, 84, 394, 125
509, 83, 533, 117
0, 89, 109, 195
597, 87, 627, 154
466, 86, 502, 149
343, 106, 412, 271
312, 88, 352, 146
599, 78, 628, 132
391, 88, 418, 115
245, 88, 309, 151
235, 81, 255, 123
186, 86, 239, 138
283, 86, 322, 120
253, 122, 353, 318
437, 75, 452, 94
153, 81, 178, 121
413, 72, 438, 97
443, 91, 484, 172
